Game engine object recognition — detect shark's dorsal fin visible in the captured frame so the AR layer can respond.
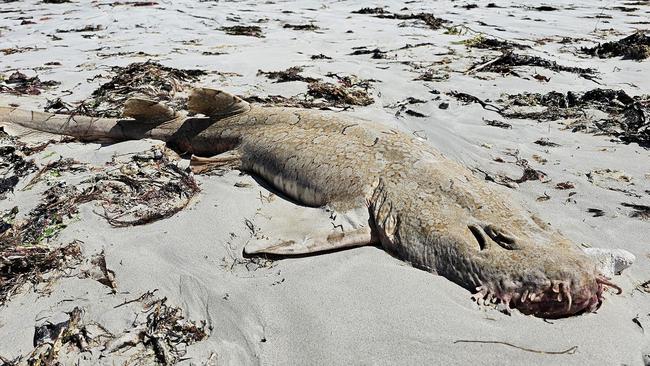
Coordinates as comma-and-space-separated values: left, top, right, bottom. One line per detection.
188, 87, 250, 118
122, 98, 177, 123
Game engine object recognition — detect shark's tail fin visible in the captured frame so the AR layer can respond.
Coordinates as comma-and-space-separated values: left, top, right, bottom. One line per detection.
0, 106, 121, 142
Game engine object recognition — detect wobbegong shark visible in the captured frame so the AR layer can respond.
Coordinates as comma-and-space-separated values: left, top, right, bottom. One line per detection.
0, 87, 626, 318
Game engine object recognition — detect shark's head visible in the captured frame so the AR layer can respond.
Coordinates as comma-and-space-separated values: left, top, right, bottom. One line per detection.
464, 224, 620, 318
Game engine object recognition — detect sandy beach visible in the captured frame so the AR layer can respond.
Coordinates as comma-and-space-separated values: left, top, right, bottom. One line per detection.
1, 0, 649, 364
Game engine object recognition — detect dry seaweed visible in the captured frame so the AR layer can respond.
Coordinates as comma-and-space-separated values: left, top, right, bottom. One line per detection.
462, 34, 529, 50
621, 202, 650, 220
221, 25, 264, 38
0, 129, 38, 198
73, 61, 206, 117
582, 31, 650, 60
349, 47, 388, 59
257, 66, 319, 83
307, 74, 374, 107
483, 118, 512, 129
468, 51, 595, 77
283, 23, 319, 31
310, 53, 332, 60
0, 71, 60, 95
352, 8, 450, 30
5, 298, 207, 365
56, 24, 103, 33
0, 240, 82, 306
499, 89, 650, 146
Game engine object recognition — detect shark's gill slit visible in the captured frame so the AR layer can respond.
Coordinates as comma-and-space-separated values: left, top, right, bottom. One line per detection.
468, 224, 488, 250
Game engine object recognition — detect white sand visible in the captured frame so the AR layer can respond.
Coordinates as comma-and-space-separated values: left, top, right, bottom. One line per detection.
1, 0, 649, 364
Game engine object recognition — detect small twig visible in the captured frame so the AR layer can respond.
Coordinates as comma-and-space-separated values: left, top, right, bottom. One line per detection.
114, 289, 159, 308
453, 340, 578, 355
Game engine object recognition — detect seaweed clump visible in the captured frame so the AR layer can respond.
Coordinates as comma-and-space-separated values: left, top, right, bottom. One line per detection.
352, 8, 450, 30
500, 89, 650, 146
257, 66, 319, 83
221, 25, 264, 38
246, 73, 375, 109
0, 71, 60, 96
73, 61, 206, 117
470, 51, 595, 76
0, 129, 38, 199
581, 31, 650, 60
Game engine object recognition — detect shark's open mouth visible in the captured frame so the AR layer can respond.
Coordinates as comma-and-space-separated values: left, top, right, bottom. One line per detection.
472, 275, 622, 318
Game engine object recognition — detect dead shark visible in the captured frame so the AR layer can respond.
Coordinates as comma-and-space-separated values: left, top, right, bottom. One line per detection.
0, 88, 623, 317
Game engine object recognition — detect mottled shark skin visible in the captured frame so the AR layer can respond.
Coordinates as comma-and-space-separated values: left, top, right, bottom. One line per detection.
0, 89, 621, 318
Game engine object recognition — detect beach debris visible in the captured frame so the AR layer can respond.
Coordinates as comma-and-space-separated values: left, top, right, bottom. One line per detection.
349, 47, 388, 59
583, 247, 636, 278
414, 68, 450, 81
453, 339, 577, 355
0, 71, 60, 95
351, 7, 450, 30
533, 138, 560, 147
447, 91, 502, 113
0, 130, 37, 198
104, 296, 209, 364
257, 66, 319, 83
307, 74, 374, 107
588, 208, 606, 217
385, 97, 427, 118
283, 23, 319, 31
621, 202, 650, 220
475, 151, 547, 189
461, 34, 529, 50
310, 53, 332, 60
56, 24, 103, 33
25, 307, 109, 365
2, 296, 207, 365
499, 89, 650, 146
87, 250, 117, 292
468, 51, 595, 77
221, 25, 264, 38
71, 61, 206, 117
0, 240, 82, 305
555, 181, 575, 190
581, 31, 650, 60
483, 118, 512, 129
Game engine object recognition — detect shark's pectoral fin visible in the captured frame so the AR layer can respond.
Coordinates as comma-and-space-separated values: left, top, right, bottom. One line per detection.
188, 87, 251, 118
243, 203, 376, 256
190, 150, 242, 174
123, 98, 177, 123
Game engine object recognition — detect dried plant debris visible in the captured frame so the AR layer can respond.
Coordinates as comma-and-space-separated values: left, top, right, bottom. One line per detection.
483, 118, 512, 129
476, 152, 547, 189
462, 34, 529, 50
56, 24, 103, 33
307, 74, 375, 106
221, 25, 264, 38
75, 61, 205, 117
500, 89, 650, 146
0, 240, 82, 306
283, 23, 319, 31
621, 202, 650, 220
1, 146, 198, 247
0, 129, 38, 198
310, 53, 332, 60
246, 73, 375, 109
349, 47, 388, 59
257, 66, 319, 83
469, 51, 595, 77
385, 97, 427, 118
352, 8, 450, 30
3, 299, 208, 365
0, 71, 60, 95
582, 31, 650, 60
